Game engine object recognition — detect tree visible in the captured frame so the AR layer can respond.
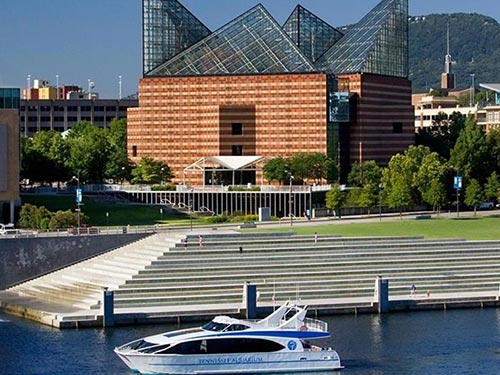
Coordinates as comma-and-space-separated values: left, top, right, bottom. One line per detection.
415, 152, 446, 209
289, 152, 332, 184
105, 119, 132, 182
65, 121, 111, 183
416, 111, 465, 160
449, 116, 491, 183
131, 157, 173, 184
484, 171, 500, 202
325, 184, 346, 218
20, 131, 70, 185
429, 88, 448, 97
464, 179, 484, 216
381, 154, 414, 217
424, 179, 447, 214
358, 183, 379, 215
486, 128, 500, 174
263, 157, 288, 184
347, 160, 382, 187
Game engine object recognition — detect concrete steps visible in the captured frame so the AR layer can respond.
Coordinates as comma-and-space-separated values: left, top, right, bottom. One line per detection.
8, 233, 174, 309
7, 232, 500, 312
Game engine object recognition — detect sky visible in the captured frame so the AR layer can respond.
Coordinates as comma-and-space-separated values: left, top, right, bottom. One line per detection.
1, 0, 499, 98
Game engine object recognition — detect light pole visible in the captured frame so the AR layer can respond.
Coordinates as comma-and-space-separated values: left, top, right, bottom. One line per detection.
73, 175, 82, 235
378, 183, 384, 221
190, 188, 194, 231
470, 73, 475, 107
289, 174, 294, 226
454, 174, 462, 218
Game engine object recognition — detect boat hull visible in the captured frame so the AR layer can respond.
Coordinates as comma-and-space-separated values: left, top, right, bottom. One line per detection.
115, 349, 342, 375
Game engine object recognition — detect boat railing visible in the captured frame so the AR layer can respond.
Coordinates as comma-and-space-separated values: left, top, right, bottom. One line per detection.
304, 317, 328, 332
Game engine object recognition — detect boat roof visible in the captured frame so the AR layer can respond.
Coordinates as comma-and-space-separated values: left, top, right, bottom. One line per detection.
141, 301, 329, 345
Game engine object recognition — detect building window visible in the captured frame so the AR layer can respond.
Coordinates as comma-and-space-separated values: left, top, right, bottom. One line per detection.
232, 145, 243, 156
232, 123, 243, 135
132, 145, 137, 157
393, 122, 403, 133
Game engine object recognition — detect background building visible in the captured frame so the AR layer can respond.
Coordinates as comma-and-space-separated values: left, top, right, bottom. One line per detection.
20, 97, 137, 137
20, 78, 137, 136
0, 88, 20, 224
129, 0, 414, 185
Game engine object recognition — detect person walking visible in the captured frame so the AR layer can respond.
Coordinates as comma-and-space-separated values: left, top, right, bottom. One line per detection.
410, 283, 417, 298
314, 232, 318, 244
198, 235, 204, 247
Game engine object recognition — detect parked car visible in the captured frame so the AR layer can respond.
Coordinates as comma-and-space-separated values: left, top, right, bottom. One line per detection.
479, 202, 494, 210
0, 223, 19, 235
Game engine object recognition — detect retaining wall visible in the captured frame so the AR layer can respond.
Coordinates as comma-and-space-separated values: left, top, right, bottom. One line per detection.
0, 233, 151, 289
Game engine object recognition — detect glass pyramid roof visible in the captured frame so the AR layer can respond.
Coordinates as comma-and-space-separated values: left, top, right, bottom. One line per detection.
143, 0, 211, 75
283, 5, 344, 63
147, 4, 316, 76
315, 0, 408, 78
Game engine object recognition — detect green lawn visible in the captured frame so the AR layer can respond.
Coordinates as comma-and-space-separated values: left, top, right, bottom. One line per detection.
20, 195, 500, 240
267, 216, 500, 240
21, 195, 199, 227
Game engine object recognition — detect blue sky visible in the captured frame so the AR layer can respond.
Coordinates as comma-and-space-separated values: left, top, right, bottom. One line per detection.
1, 0, 499, 98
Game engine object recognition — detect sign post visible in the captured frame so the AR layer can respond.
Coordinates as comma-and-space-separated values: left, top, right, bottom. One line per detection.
453, 176, 462, 218
76, 187, 82, 234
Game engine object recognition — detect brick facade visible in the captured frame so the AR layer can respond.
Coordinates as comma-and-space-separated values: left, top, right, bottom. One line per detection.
128, 73, 328, 185
337, 73, 415, 166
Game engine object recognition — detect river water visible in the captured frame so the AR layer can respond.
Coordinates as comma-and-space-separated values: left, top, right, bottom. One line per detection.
1, 308, 499, 375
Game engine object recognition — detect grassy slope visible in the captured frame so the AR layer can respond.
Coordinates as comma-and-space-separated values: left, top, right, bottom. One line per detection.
21, 195, 193, 226
269, 216, 500, 240
21, 195, 500, 240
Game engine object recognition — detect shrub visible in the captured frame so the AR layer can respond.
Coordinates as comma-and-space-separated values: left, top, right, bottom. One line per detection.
49, 210, 79, 230
227, 186, 261, 192
151, 184, 177, 191
206, 214, 230, 224
18, 204, 52, 229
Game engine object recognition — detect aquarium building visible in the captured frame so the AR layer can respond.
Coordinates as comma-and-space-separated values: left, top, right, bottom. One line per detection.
128, 0, 414, 185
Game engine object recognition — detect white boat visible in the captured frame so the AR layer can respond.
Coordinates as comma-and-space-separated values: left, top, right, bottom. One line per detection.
114, 301, 343, 374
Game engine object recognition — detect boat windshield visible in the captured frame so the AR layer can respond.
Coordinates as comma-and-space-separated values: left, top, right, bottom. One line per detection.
202, 321, 229, 331
202, 321, 250, 332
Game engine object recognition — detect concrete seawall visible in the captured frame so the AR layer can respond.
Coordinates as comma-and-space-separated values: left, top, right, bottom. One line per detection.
0, 233, 151, 289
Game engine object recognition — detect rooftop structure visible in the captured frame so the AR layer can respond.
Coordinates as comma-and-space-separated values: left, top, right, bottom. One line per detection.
145, 0, 409, 79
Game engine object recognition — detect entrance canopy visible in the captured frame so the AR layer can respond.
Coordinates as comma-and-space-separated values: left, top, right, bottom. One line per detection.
183, 156, 269, 186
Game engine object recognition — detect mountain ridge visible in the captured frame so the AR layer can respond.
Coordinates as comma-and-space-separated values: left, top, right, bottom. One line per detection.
408, 13, 500, 92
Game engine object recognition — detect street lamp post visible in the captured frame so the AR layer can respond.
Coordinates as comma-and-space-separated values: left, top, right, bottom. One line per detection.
73, 175, 82, 235
190, 188, 194, 231
470, 73, 475, 107
289, 175, 294, 226
454, 175, 462, 218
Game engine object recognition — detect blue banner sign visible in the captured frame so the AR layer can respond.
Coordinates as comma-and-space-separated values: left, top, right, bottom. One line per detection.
453, 176, 462, 190
76, 188, 82, 203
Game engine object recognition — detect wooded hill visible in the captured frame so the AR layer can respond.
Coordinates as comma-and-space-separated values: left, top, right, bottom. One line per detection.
409, 13, 500, 93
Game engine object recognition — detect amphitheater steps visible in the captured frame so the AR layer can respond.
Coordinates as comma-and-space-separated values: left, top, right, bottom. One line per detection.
7, 232, 500, 312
